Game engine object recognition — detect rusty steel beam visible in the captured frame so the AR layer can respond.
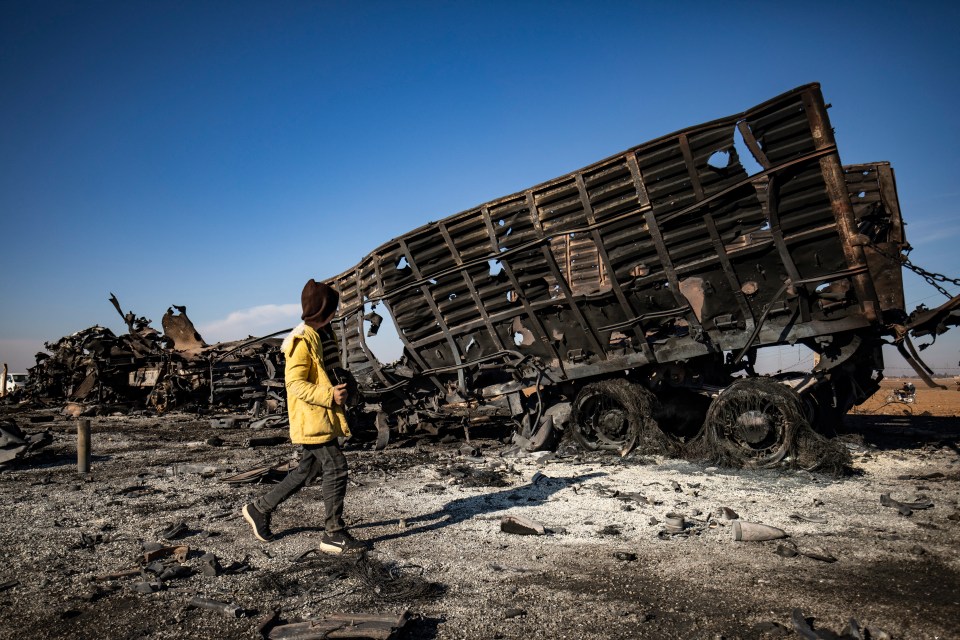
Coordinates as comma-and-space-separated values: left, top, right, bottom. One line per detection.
800, 89, 880, 323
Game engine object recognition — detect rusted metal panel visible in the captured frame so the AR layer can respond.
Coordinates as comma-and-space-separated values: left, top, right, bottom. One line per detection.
844, 162, 907, 317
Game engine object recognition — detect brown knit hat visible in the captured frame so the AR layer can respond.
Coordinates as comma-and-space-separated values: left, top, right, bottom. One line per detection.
301, 279, 340, 330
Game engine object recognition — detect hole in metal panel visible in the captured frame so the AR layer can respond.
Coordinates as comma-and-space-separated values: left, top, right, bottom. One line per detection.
396, 256, 409, 270
488, 259, 503, 276
361, 302, 403, 364
707, 149, 731, 169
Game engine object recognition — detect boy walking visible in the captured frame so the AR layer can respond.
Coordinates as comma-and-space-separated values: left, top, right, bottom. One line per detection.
242, 279, 366, 553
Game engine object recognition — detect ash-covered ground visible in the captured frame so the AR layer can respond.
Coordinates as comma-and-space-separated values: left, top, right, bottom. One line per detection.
1, 384, 958, 639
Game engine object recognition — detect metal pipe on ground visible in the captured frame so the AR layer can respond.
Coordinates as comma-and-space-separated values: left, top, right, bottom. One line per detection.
77, 419, 90, 474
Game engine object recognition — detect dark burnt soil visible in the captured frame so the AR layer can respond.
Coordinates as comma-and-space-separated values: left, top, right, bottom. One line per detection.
0, 406, 958, 639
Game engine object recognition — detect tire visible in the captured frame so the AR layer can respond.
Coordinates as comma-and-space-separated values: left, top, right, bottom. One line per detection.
704, 377, 806, 468
571, 380, 658, 452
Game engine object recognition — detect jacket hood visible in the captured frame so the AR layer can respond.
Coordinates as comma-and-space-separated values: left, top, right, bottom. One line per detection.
281, 322, 321, 358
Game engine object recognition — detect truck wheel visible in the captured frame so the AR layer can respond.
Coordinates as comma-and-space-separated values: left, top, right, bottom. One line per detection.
704, 377, 803, 468
571, 380, 658, 452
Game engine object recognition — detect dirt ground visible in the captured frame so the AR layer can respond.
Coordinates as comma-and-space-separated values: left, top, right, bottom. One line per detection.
1, 379, 958, 640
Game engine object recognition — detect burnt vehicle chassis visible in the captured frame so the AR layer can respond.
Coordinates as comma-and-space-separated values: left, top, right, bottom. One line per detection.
317, 83, 959, 466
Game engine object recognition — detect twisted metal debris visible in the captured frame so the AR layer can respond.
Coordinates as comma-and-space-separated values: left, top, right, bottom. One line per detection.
16, 296, 285, 419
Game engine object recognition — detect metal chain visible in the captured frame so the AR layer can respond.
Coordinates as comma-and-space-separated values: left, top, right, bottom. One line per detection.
902, 256, 960, 299
870, 243, 960, 300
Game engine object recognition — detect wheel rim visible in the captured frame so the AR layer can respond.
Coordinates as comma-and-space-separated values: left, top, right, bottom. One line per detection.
577, 393, 630, 447
706, 379, 799, 466
716, 400, 785, 456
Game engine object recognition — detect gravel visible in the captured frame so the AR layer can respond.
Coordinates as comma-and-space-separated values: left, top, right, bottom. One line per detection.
0, 405, 958, 639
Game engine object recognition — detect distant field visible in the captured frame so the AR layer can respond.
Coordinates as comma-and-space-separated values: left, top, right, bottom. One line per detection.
855, 377, 960, 417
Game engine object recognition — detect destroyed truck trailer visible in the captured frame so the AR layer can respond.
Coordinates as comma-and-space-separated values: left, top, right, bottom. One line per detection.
318, 83, 958, 467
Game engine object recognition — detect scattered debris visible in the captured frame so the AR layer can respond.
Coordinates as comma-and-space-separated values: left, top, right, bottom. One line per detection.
131, 580, 163, 594
187, 596, 242, 618
775, 541, 837, 563
791, 608, 889, 640
733, 521, 787, 542
500, 515, 546, 536
718, 507, 740, 521
158, 521, 189, 540
896, 471, 945, 481
142, 543, 190, 563
221, 460, 298, 484
268, 611, 409, 640
880, 493, 934, 516
0, 419, 51, 470
200, 552, 222, 577
789, 513, 829, 524
751, 620, 792, 637
91, 567, 140, 582
799, 547, 838, 563
256, 609, 281, 639
663, 513, 686, 533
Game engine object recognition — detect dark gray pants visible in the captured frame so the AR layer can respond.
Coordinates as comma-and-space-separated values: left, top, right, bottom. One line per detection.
253, 441, 348, 533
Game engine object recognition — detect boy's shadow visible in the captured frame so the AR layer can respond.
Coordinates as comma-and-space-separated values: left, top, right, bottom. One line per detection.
356, 471, 604, 544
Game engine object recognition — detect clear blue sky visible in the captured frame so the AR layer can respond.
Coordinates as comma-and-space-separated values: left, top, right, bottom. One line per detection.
2, 1, 958, 376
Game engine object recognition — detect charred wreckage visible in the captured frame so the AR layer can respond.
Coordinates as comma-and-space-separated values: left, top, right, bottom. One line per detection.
16, 295, 287, 426
12, 84, 959, 470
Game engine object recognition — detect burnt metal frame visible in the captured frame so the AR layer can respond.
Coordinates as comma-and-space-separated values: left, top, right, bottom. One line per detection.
525, 190, 609, 359
396, 237, 468, 394
480, 205, 563, 367
321, 84, 891, 400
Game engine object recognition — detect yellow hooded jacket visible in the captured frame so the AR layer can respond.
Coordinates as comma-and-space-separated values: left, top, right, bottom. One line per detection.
281, 322, 351, 444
